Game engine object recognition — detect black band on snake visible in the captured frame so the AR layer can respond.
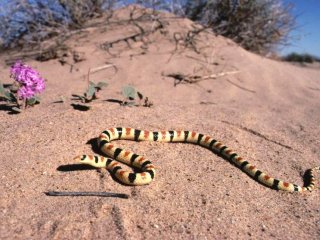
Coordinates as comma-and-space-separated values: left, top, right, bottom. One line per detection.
73, 127, 319, 192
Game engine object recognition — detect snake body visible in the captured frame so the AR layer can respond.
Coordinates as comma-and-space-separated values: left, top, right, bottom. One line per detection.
74, 127, 319, 192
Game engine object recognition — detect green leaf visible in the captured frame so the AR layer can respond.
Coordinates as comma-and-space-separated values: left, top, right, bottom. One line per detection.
86, 83, 96, 99
96, 81, 108, 89
0, 83, 13, 101
11, 107, 22, 113
0, 82, 5, 93
4, 92, 13, 101
27, 97, 40, 106
122, 86, 136, 100
27, 98, 36, 105
72, 94, 85, 101
88, 81, 96, 87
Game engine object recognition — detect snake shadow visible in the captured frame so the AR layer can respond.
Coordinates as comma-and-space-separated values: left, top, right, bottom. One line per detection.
57, 137, 139, 186
57, 137, 101, 172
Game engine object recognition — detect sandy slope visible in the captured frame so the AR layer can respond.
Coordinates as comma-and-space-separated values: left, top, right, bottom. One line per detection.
0, 6, 319, 240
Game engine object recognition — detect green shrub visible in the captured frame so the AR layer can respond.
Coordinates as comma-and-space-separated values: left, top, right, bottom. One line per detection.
0, 0, 116, 50
283, 52, 317, 63
183, 0, 296, 55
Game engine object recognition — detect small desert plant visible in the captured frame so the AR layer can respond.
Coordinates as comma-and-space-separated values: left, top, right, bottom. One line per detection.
71, 80, 108, 110
68, 64, 113, 111
0, 60, 45, 112
283, 52, 318, 63
73, 81, 108, 103
121, 85, 153, 107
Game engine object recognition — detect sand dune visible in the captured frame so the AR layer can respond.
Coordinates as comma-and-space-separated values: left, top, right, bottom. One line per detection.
0, 6, 319, 240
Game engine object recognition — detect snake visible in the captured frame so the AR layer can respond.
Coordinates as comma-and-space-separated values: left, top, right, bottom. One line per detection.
74, 127, 319, 192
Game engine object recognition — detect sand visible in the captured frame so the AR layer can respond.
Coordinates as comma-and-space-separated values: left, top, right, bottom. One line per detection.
0, 6, 319, 240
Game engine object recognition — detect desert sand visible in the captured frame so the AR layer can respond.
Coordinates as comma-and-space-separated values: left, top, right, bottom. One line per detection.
0, 6, 319, 240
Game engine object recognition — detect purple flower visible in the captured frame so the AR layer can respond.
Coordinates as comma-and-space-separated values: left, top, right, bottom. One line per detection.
17, 86, 36, 99
10, 60, 45, 100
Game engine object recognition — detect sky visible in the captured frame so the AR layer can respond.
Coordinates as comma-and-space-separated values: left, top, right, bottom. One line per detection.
281, 0, 320, 57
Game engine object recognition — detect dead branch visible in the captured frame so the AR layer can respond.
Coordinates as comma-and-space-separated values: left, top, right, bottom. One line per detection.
309, 87, 320, 92
226, 79, 256, 93
173, 24, 214, 54
165, 70, 240, 86
89, 63, 117, 74
100, 7, 167, 56
83, 63, 118, 83
3, 27, 89, 65
4, 43, 70, 65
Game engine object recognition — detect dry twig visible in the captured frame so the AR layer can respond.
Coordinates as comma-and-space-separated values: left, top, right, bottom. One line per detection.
45, 191, 129, 199
173, 24, 213, 54
166, 70, 240, 86
100, 7, 167, 56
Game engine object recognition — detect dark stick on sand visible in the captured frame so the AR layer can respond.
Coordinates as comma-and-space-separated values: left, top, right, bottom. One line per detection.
45, 191, 129, 199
